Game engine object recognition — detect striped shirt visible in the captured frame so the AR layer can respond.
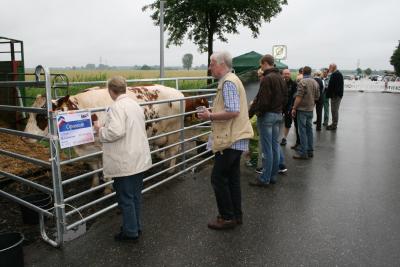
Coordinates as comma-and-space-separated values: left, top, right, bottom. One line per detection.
207, 81, 249, 152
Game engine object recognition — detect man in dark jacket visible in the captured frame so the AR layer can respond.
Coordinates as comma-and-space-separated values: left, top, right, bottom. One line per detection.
249, 54, 288, 186
325, 63, 344, 130
313, 71, 324, 131
280, 69, 298, 146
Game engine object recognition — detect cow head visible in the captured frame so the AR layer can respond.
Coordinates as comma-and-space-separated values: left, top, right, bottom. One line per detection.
22, 95, 78, 143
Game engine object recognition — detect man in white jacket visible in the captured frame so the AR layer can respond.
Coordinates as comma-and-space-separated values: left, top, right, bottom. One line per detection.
94, 76, 152, 242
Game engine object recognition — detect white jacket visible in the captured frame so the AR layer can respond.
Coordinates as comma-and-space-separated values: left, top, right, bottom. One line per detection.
99, 94, 152, 178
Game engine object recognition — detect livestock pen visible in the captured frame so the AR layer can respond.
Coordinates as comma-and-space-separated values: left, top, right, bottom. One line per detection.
0, 65, 217, 247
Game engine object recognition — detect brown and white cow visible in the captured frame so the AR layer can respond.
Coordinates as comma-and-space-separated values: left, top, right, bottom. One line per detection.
23, 85, 185, 194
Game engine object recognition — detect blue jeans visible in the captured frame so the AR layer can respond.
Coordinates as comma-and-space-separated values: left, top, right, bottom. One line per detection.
297, 111, 314, 156
113, 172, 144, 237
257, 112, 282, 184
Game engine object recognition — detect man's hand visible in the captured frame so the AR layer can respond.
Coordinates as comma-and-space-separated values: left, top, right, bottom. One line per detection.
291, 108, 297, 118
197, 108, 211, 121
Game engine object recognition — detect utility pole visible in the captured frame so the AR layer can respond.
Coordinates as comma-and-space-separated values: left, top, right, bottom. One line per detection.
160, 1, 166, 79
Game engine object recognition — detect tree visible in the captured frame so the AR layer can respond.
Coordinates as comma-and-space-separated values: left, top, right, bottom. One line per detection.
182, 53, 193, 70
85, 63, 96, 70
141, 64, 152, 70
364, 68, 372, 76
356, 68, 362, 76
143, 0, 287, 75
390, 41, 400, 76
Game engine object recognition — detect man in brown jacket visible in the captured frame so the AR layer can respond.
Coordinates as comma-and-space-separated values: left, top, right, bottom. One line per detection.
291, 66, 320, 159
248, 54, 288, 186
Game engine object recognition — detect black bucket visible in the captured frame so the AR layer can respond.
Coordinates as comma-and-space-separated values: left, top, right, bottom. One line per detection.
0, 232, 24, 267
20, 193, 52, 225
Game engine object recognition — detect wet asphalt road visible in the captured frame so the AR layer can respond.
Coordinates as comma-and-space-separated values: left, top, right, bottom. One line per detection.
24, 91, 400, 266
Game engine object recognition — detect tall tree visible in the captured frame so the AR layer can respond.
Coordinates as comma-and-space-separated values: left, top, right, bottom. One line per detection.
390, 41, 400, 76
364, 68, 372, 76
143, 0, 287, 75
182, 53, 194, 70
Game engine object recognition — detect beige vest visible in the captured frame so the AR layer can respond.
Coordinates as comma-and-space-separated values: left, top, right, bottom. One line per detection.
211, 72, 254, 152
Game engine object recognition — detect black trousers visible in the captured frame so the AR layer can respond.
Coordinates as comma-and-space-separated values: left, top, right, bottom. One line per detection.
211, 149, 243, 220
315, 101, 323, 129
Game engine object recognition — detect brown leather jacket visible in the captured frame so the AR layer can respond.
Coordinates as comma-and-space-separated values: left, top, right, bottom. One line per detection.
249, 68, 288, 117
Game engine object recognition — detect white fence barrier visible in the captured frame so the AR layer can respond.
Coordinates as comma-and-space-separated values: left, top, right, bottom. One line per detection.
344, 80, 400, 93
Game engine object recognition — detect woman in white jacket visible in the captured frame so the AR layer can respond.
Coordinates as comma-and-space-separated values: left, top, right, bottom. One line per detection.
94, 76, 152, 242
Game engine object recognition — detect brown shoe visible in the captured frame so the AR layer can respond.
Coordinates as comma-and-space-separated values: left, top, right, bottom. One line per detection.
248, 178, 269, 187
293, 153, 309, 160
217, 215, 242, 225
207, 217, 236, 230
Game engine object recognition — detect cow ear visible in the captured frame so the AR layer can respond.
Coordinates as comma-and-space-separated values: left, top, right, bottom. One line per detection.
55, 95, 70, 107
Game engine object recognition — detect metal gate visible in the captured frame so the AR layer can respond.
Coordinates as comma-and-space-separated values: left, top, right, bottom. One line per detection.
0, 65, 216, 247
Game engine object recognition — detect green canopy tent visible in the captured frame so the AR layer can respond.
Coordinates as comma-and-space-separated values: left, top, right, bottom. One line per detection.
232, 51, 288, 74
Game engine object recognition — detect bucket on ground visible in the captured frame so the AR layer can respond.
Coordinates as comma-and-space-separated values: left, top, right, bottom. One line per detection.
0, 232, 24, 267
20, 193, 52, 225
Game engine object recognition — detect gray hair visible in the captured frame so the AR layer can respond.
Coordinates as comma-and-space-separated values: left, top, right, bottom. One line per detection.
107, 76, 127, 94
210, 51, 232, 70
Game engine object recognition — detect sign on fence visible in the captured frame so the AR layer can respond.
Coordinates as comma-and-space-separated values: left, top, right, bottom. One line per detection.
57, 111, 95, 149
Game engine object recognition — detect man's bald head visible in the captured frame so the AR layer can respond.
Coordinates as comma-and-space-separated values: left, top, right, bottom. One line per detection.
329, 63, 337, 73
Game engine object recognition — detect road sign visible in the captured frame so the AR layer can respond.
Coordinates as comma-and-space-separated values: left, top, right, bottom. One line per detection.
272, 45, 287, 60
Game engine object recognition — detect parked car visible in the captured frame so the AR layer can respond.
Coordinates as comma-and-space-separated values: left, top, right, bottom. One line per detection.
370, 75, 382, 81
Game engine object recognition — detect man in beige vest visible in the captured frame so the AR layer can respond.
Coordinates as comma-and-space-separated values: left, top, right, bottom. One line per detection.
198, 51, 253, 230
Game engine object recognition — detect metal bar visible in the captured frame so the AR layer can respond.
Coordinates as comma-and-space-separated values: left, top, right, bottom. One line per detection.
0, 170, 53, 194
0, 127, 49, 141
148, 120, 210, 142
160, 0, 165, 79
151, 131, 210, 155
52, 76, 213, 88
179, 99, 186, 170
69, 93, 214, 117
66, 203, 118, 230
64, 180, 113, 202
0, 149, 51, 167
150, 142, 206, 169
60, 151, 102, 166
65, 192, 116, 217
180, 89, 217, 93
142, 154, 214, 193
40, 65, 66, 245
0, 51, 22, 53
0, 81, 46, 87
61, 168, 103, 185
145, 144, 208, 182
39, 213, 60, 247
0, 105, 47, 113
0, 190, 53, 217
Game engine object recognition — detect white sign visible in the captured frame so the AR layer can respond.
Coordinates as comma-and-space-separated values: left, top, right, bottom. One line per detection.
272, 45, 287, 60
57, 111, 95, 149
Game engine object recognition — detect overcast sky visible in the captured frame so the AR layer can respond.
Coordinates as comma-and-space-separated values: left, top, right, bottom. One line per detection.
1, 0, 399, 70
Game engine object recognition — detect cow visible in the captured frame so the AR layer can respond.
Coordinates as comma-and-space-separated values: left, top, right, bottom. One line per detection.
184, 96, 210, 122
23, 85, 185, 194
